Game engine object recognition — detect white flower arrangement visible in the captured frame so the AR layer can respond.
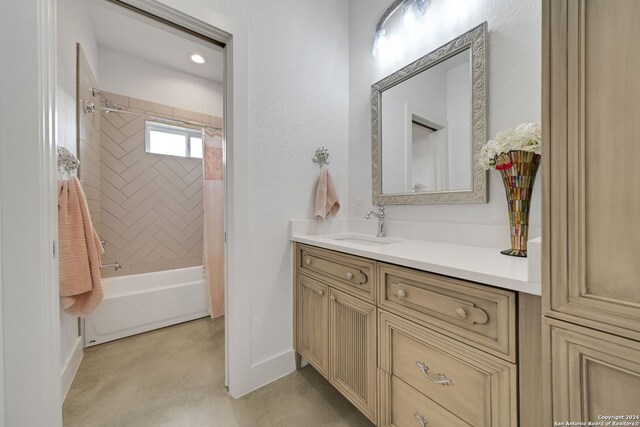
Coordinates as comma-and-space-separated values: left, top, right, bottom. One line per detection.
479, 122, 542, 170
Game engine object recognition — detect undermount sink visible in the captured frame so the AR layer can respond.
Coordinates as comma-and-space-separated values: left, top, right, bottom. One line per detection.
329, 234, 403, 246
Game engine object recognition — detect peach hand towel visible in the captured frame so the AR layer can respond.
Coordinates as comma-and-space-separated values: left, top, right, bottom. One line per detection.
58, 176, 104, 317
315, 166, 340, 220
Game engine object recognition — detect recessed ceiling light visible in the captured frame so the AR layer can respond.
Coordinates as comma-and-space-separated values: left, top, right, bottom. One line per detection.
190, 54, 205, 64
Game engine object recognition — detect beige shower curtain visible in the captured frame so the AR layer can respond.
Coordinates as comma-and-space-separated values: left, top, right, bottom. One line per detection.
203, 129, 224, 319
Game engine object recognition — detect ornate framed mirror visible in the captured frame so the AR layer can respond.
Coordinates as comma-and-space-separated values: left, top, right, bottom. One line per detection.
372, 22, 488, 204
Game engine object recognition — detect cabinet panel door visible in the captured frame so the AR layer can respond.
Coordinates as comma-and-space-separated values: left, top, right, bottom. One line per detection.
296, 275, 329, 377
544, 0, 640, 338
545, 319, 640, 424
328, 288, 377, 423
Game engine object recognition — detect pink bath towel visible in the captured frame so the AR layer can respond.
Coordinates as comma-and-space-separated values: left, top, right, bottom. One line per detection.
58, 176, 104, 316
315, 166, 340, 220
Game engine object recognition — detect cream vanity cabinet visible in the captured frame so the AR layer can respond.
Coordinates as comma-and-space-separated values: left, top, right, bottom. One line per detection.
542, 0, 640, 421
294, 243, 540, 426
295, 245, 378, 421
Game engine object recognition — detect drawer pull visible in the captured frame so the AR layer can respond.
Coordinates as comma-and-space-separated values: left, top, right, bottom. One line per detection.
390, 282, 489, 325
302, 253, 368, 285
414, 413, 428, 427
416, 361, 454, 386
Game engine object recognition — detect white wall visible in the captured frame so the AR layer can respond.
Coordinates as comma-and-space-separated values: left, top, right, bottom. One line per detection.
349, 0, 541, 234
57, 0, 99, 154
98, 47, 223, 117
1, 0, 61, 423
56, 0, 100, 398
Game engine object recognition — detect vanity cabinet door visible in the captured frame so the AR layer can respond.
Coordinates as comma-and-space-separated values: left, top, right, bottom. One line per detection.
545, 318, 640, 424
296, 275, 329, 377
544, 0, 640, 340
328, 288, 377, 424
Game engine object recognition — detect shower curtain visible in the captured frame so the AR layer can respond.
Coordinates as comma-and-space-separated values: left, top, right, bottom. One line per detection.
203, 129, 224, 319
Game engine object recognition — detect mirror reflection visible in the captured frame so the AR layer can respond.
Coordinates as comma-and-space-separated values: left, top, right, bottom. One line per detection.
381, 49, 472, 194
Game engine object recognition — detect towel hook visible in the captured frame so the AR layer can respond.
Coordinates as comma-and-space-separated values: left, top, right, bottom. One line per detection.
313, 146, 330, 166
57, 147, 80, 175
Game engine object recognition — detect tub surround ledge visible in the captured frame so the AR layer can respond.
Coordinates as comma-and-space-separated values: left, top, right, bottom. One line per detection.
290, 220, 541, 296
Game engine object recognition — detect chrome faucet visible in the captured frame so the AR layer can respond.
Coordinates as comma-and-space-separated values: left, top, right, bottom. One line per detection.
365, 203, 386, 238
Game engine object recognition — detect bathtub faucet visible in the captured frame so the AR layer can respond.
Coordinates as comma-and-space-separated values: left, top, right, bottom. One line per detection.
101, 261, 122, 271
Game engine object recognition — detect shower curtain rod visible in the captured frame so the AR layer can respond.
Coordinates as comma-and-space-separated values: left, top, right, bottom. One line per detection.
96, 106, 223, 133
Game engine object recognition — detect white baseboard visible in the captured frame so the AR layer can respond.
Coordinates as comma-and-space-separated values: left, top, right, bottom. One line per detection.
248, 350, 296, 394
60, 336, 83, 402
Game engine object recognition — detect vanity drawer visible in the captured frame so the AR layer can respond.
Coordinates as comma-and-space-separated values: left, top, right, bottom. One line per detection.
297, 244, 375, 303
378, 370, 470, 427
378, 263, 516, 362
379, 311, 517, 427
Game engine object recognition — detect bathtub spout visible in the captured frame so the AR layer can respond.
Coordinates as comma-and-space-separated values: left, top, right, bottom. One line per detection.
101, 261, 122, 271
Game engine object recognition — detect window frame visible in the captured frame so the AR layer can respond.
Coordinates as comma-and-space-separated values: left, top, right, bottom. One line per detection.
144, 120, 204, 158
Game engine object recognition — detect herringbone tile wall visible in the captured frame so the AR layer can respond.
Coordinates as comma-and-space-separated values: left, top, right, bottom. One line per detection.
99, 92, 221, 277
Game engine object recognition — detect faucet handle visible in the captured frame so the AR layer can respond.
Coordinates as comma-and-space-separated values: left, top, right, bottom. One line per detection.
376, 203, 385, 214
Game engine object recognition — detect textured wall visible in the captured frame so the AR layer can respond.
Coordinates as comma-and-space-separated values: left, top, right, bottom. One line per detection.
348, 0, 542, 243
99, 92, 221, 277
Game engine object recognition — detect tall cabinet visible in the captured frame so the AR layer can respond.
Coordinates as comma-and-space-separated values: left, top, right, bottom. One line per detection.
543, 0, 640, 423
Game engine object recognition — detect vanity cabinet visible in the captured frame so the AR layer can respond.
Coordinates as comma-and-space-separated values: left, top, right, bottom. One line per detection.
328, 288, 377, 421
296, 275, 329, 377
294, 244, 378, 423
543, 0, 640, 422
294, 243, 539, 426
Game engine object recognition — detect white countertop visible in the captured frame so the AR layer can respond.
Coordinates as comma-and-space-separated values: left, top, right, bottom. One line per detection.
291, 231, 541, 295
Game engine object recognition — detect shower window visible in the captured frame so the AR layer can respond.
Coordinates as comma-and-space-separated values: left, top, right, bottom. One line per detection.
145, 121, 203, 159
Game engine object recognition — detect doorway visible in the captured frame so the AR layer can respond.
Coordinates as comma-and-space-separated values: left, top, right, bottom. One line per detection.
57, 0, 231, 424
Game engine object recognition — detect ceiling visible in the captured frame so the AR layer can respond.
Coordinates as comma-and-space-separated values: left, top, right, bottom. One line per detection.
87, 1, 224, 83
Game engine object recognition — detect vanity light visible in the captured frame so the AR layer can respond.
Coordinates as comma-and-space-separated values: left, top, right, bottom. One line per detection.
402, 0, 426, 31
190, 54, 205, 64
372, 0, 431, 58
372, 27, 391, 59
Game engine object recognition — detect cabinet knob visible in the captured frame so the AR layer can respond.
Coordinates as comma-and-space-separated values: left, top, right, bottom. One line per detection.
455, 308, 467, 319
305, 257, 312, 265
414, 413, 428, 427
396, 289, 407, 298
329, 295, 336, 302
345, 272, 353, 280
315, 289, 324, 296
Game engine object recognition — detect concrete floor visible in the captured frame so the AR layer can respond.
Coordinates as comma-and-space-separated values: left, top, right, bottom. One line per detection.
63, 317, 373, 427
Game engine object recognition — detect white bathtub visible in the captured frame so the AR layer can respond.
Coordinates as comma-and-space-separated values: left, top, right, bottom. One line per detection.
84, 266, 209, 347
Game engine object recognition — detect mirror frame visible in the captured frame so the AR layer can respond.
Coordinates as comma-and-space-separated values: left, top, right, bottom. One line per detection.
371, 22, 488, 204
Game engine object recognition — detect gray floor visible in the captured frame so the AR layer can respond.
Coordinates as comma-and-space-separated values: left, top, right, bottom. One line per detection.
63, 317, 373, 427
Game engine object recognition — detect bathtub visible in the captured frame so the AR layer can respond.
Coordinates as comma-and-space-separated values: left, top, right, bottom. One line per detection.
84, 266, 209, 347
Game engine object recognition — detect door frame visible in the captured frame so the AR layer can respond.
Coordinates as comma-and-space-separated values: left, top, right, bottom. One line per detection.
0, 0, 252, 424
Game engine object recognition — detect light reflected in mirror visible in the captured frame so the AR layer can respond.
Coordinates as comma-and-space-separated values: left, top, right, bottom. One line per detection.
371, 22, 487, 205
381, 49, 471, 194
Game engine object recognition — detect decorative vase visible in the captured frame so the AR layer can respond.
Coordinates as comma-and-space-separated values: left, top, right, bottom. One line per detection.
497, 150, 541, 257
